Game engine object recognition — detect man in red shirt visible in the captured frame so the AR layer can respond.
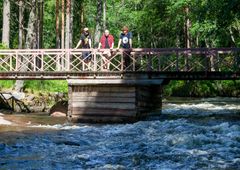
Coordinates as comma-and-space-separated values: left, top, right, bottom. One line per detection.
98, 30, 114, 70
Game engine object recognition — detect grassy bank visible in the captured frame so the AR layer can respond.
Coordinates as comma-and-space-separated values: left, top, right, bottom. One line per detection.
1, 80, 239, 98
164, 80, 240, 97
0, 80, 68, 93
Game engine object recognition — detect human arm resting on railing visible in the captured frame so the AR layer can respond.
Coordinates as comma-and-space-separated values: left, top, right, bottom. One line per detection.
129, 39, 132, 49
117, 39, 122, 49
111, 42, 114, 50
98, 42, 102, 50
89, 39, 92, 49
75, 40, 82, 49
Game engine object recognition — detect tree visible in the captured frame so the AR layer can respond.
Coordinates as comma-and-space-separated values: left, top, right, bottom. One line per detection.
15, 0, 38, 92
2, 0, 10, 48
94, 0, 103, 47
56, 0, 60, 48
18, 0, 24, 49
61, 0, 65, 49
65, 0, 71, 49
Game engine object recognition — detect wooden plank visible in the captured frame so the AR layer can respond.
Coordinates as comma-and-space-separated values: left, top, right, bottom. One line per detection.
70, 115, 137, 123
68, 79, 164, 85
73, 86, 136, 93
72, 92, 136, 98
72, 107, 136, 117
72, 102, 136, 110
72, 96, 135, 103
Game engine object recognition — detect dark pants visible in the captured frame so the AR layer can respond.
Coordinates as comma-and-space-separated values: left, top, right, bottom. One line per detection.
123, 50, 131, 69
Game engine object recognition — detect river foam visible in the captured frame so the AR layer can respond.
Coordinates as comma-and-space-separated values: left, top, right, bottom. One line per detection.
0, 98, 239, 169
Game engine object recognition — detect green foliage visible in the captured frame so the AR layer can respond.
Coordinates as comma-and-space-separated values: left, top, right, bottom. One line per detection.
164, 80, 240, 97
1, 0, 240, 96
0, 80, 68, 93
0, 80, 15, 90
24, 80, 68, 93
0, 43, 8, 49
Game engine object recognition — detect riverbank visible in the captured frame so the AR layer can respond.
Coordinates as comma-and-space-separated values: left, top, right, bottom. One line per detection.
0, 111, 69, 132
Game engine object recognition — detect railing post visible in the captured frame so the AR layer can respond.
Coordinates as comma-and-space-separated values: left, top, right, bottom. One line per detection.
148, 51, 152, 71
176, 51, 179, 71
132, 53, 136, 71
41, 50, 44, 71
185, 49, 190, 71
234, 50, 240, 72
158, 53, 161, 71
205, 49, 209, 72
94, 49, 97, 72
33, 53, 36, 71
67, 49, 70, 71
15, 51, 19, 71
10, 54, 13, 71
121, 50, 124, 71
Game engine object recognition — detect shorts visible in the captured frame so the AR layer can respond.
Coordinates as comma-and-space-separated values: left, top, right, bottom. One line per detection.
102, 50, 112, 59
82, 51, 92, 61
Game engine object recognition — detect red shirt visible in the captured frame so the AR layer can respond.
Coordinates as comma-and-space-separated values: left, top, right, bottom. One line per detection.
100, 34, 114, 49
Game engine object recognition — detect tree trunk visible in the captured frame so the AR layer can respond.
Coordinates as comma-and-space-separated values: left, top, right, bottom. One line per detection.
2, 0, 10, 48
184, 7, 191, 49
65, 0, 71, 49
37, 0, 43, 49
103, 0, 106, 30
15, 0, 38, 92
69, 0, 74, 48
184, 6, 191, 71
80, 1, 84, 26
94, 0, 103, 47
25, 0, 37, 49
19, 0, 24, 49
56, 0, 60, 48
61, 0, 65, 49
229, 27, 236, 46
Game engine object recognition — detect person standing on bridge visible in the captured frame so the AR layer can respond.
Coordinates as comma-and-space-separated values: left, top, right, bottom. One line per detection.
75, 27, 92, 70
98, 30, 114, 70
117, 26, 133, 70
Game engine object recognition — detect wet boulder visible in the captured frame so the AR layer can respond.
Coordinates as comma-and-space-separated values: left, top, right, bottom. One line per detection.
49, 101, 68, 117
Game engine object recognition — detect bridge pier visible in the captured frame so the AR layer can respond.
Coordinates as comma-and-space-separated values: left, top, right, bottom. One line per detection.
67, 79, 164, 123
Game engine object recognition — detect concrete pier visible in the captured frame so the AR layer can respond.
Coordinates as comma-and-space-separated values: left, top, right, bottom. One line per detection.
67, 79, 163, 123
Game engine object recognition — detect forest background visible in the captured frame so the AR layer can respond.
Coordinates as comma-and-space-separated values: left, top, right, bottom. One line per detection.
0, 0, 240, 97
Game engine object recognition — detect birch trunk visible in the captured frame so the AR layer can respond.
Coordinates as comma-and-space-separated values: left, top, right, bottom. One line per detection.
103, 0, 106, 30
94, 0, 103, 47
2, 0, 10, 48
19, 0, 24, 49
65, 0, 71, 49
56, 0, 60, 48
15, 0, 37, 92
61, 0, 65, 49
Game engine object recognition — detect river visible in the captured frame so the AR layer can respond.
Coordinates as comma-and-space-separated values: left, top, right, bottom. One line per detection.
0, 98, 239, 169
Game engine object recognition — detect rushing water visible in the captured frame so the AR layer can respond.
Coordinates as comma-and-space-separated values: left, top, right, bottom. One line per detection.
0, 98, 240, 170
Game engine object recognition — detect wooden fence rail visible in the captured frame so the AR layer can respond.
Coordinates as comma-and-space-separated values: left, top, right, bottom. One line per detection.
0, 48, 239, 79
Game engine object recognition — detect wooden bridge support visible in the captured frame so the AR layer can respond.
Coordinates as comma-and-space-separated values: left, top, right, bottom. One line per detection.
67, 79, 164, 123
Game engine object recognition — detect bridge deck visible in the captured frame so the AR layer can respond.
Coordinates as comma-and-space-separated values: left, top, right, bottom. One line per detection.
0, 48, 239, 80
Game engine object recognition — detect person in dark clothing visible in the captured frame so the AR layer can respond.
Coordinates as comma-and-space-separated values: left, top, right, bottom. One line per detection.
98, 30, 114, 70
75, 27, 92, 70
117, 26, 133, 70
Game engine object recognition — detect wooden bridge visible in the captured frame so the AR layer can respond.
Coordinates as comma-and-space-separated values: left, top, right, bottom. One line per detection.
0, 48, 239, 122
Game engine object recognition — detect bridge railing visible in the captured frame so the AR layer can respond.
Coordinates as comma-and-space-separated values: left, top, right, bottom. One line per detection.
0, 48, 239, 73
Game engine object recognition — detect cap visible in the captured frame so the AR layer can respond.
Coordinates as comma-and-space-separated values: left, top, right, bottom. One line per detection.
83, 27, 89, 31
